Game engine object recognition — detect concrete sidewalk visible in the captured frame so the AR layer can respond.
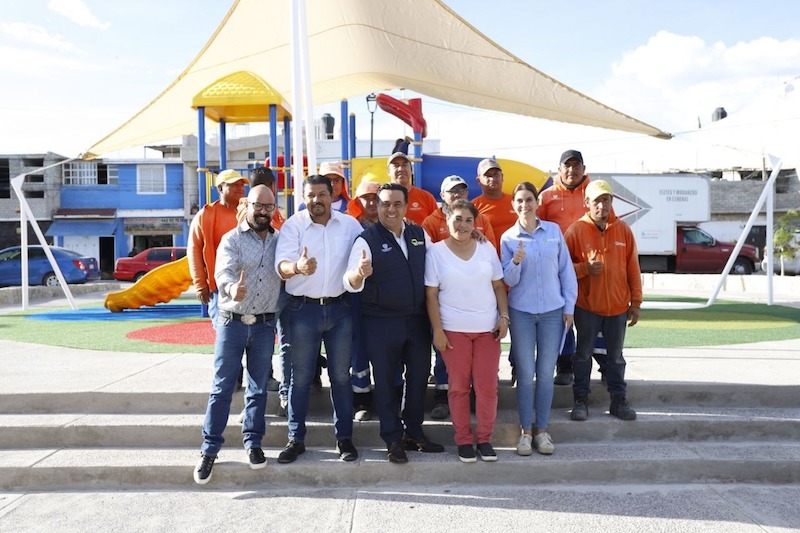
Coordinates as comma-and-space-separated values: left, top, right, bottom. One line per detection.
0, 284, 798, 532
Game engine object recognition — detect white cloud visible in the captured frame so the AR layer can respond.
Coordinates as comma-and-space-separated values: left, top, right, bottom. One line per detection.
47, 0, 110, 30
0, 22, 76, 52
596, 31, 800, 134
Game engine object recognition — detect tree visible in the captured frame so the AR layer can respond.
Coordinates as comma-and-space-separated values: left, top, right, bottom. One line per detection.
772, 210, 800, 275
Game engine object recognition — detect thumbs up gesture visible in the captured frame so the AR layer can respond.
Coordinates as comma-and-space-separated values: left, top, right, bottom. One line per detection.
357, 248, 373, 279
587, 249, 604, 275
231, 270, 247, 301
296, 246, 317, 276
512, 239, 526, 265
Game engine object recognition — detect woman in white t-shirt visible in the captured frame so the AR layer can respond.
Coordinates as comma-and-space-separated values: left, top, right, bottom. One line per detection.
425, 199, 510, 463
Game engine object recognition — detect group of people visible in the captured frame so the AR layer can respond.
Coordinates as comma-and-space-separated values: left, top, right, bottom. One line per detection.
190, 148, 643, 484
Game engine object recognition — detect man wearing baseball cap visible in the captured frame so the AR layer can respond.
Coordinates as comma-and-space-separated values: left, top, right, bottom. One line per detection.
387, 152, 438, 225
299, 161, 351, 214
422, 176, 496, 247
563, 179, 641, 422
188, 169, 250, 326
473, 158, 516, 253
346, 177, 381, 227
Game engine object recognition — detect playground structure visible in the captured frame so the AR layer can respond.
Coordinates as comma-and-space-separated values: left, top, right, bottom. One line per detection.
104, 256, 192, 312
104, 78, 549, 312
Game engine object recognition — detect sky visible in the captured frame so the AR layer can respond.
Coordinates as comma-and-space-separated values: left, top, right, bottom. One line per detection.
1, 0, 799, 173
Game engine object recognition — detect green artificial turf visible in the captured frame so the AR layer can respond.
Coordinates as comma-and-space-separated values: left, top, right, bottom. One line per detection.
0, 296, 797, 352
625, 296, 800, 348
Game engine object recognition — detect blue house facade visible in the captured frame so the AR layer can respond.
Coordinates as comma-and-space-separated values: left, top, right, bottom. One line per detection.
46, 159, 188, 275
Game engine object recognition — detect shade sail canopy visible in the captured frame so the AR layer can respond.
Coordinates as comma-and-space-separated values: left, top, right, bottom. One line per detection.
83, 0, 670, 158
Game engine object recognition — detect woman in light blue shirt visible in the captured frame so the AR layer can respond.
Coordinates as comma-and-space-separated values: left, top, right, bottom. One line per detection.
501, 182, 577, 457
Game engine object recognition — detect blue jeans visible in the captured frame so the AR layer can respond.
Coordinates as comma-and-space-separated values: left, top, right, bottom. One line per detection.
509, 307, 564, 430
573, 308, 628, 398
201, 315, 276, 456
285, 296, 354, 442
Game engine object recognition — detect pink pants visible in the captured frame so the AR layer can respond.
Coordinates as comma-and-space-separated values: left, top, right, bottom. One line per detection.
441, 330, 500, 445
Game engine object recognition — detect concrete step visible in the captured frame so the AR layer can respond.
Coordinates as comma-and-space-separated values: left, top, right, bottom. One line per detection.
1, 408, 798, 449
2, 381, 797, 415
2, 442, 799, 490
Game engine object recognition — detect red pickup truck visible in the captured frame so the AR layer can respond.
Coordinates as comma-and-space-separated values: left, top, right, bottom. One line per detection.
672, 226, 760, 274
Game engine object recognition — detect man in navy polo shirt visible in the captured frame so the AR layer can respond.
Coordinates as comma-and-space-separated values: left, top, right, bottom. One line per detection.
344, 183, 445, 463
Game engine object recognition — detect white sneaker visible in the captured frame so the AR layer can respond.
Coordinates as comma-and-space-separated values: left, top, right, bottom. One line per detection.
516, 434, 533, 456
533, 432, 555, 455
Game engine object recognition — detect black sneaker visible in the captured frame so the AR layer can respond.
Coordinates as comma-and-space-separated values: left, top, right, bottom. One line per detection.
457, 444, 477, 463
403, 433, 445, 453
247, 447, 267, 470
336, 439, 359, 462
193, 454, 216, 485
277, 441, 306, 464
554, 371, 574, 386
430, 402, 450, 420
387, 440, 408, 464
571, 395, 589, 421
610, 396, 637, 421
476, 442, 497, 462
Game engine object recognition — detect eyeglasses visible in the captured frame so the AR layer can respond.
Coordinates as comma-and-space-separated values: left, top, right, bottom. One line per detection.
250, 202, 276, 212
328, 177, 344, 184
446, 187, 468, 195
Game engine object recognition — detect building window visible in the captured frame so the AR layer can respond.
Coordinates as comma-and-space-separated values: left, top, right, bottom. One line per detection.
64, 162, 98, 185
0, 158, 10, 199
99, 164, 118, 185
137, 165, 166, 194
64, 162, 118, 185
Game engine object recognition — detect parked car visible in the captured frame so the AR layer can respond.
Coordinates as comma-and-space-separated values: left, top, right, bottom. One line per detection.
113, 247, 187, 282
761, 234, 800, 275
0, 245, 101, 287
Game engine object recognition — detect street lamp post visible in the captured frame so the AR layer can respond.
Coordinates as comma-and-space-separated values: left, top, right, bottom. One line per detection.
366, 93, 377, 158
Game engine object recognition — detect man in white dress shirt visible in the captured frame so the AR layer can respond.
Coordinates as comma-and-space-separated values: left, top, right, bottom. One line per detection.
274, 174, 364, 464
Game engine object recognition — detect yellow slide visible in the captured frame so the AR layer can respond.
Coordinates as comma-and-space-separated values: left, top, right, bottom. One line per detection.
104, 256, 193, 312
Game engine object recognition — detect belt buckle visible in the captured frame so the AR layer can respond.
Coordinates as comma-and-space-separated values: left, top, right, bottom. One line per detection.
318, 297, 326, 305
241, 314, 257, 325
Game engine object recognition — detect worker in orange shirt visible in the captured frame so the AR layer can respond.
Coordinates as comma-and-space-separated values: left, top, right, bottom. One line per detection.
473, 158, 517, 253
387, 152, 438, 225
188, 169, 250, 326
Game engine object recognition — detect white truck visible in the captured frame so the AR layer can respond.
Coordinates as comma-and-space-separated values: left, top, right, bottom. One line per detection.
595, 173, 760, 274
